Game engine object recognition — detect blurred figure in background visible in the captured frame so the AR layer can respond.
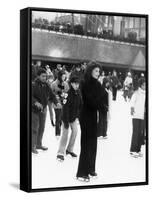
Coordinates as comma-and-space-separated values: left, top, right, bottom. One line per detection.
98, 71, 105, 85
123, 72, 133, 101
111, 70, 119, 101
45, 64, 54, 84
97, 77, 110, 139
53, 64, 63, 80
51, 70, 69, 139
133, 74, 139, 91
130, 78, 146, 158
70, 63, 84, 82
32, 60, 42, 82
81, 62, 87, 74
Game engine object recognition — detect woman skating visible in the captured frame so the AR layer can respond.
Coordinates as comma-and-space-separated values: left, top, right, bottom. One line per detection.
76, 61, 104, 182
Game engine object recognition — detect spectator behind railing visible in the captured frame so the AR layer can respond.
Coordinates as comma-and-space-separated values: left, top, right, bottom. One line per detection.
32, 20, 145, 45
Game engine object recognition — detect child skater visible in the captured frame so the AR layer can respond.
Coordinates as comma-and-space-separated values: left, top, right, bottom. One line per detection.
130, 78, 146, 158
57, 76, 82, 162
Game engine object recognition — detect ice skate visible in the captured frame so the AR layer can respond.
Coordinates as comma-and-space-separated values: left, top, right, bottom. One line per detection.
130, 152, 139, 158
66, 150, 77, 158
76, 176, 90, 182
138, 152, 143, 157
57, 155, 64, 162
89, 172, 98, 179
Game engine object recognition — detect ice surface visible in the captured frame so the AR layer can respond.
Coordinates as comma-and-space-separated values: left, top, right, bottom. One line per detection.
32, 91, 146, 189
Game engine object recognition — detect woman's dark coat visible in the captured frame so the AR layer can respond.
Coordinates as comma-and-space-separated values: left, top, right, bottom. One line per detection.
76, 77, 105, 177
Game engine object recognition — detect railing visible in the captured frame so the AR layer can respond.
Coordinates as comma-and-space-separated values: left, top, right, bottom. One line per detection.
32, 22, 145, 46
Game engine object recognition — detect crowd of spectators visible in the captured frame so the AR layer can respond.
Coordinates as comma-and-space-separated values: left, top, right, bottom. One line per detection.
32, 18, 145, 45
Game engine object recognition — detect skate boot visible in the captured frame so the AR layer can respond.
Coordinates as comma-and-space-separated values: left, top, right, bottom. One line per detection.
66, 150, 77, 158
32, 148, 38, 154
89, 172, 98, 178
57, 155, 64, 162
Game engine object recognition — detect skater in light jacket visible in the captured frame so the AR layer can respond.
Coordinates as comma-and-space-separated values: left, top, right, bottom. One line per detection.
130, 78, 146, 158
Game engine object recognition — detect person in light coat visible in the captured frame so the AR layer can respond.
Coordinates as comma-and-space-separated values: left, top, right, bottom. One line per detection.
51, 70, 69, 138
123, 72, 133, 101
130, 78, 146, 158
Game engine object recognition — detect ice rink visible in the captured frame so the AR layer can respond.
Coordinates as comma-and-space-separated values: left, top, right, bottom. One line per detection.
32, 90, 146, 189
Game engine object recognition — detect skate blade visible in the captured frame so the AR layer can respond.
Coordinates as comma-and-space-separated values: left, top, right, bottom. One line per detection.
89, 175, 98, 179
76, 177, 90, 182
66, 154, 77, 159
130, 154, 139, 158
56, 158, 64, 162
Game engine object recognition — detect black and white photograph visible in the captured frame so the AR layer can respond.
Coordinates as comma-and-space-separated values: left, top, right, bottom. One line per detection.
21, 7, 148, 192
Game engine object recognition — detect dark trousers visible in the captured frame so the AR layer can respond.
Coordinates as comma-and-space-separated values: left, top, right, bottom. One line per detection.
48, 101, 54, 122
97, 112, 107, 137
32, 108, 47, 149
54, 108, 62, 136
123, 89, 128, 100
76, 119, 97, 177
112, 86, 117, 100
123, 88, 133, 100
130, 119, 144, 153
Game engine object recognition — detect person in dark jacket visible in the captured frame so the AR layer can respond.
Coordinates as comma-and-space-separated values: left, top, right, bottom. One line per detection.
57, 76, 82, 161
32, 68, 59, 154
53, 64, 62, 80
70, 64, 84, 82
111, 70, 119, 101
76, 61, 105, 182
32, 60, 42, 82
97, 77, 109, 139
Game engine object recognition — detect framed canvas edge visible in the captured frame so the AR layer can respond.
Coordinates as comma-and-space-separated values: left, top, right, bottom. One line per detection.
20, 7, 149, 192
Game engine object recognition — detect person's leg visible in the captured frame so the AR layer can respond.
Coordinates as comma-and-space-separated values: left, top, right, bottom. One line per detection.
57, 123, 69, 156
112, 87, 117, 100
37, 108, 47, 148
128, 88, 132, 100
48, 101, 54, 123
97, 111, 102, 137
130, 119, 140, 153
32, 112, 39, 153
55, 109, 62, 136
103, 113, 108, 137
76, 138, 89, 178
123, 89, 127, 101
66, 120, 78, 153
112, 87, 115, 100
137, 119, 144, 152
88, 137, 97, 175
115, 88, 117, 100
76, 122, 89, 178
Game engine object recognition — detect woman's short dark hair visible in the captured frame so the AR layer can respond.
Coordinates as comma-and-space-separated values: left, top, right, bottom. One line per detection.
69, 76, 80, 84
37, 68, 46, 76
84, 61, 102, 81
